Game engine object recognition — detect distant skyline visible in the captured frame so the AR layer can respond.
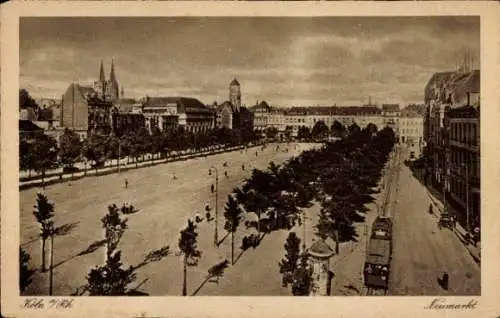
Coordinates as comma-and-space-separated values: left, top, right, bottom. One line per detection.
20, 16, 479, 107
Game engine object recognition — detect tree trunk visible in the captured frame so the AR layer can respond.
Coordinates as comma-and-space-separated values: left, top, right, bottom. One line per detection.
42, 170, 46, 190
40, 237, 46, 272
334, 230, 339, 255
182, 255, 187, 296
257, 210, 261, 237
49, 234, 54, 295
231, 231, 235, 265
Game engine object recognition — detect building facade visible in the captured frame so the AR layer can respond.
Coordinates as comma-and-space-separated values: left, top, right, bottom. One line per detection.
141, 96, 215, 134
424, 68, 480, 233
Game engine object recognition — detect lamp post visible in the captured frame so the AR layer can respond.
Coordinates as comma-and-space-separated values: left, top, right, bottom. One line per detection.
209, 166, 219, 247
118, 139, 121, 174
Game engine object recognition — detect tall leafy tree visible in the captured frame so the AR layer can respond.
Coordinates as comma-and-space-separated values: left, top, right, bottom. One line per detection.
364, 122, 378, 135
178, 219, 201, 296
31, 134, 59, 188
311, 120, 329, 139
33, 193, 55, 272
348, 122, 361, 136
19, 88, 39, 110
58, 128, 82, 172
223, 194, 243, 264
265, 127, 278, 139
82, 133, 108, 173
330, 120, 345, 138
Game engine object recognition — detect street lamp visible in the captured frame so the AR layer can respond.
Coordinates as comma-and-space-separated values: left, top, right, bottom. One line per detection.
209, 166, 219, 247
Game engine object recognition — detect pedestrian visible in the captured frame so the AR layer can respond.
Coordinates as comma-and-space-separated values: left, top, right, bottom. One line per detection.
124, 179, 128, 189
211, 184, 215, 193
242, 164, 245, 171
224, 171, 228, 178
442, 272, 449, 290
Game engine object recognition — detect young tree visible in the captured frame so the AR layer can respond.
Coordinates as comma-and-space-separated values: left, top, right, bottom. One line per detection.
101, 204, 128, 260
223, 194, 243, 265
33, 193, 55, 272
59, 128, 82, 174
279, 232, 301, 287
86, 204, 136, 296
178, 219, 201, 296
86, 251, 136, 296
20, 247, 35, 292
291, 252, 313, 296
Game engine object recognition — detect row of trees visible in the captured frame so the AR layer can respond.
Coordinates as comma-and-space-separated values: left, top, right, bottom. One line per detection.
216, 123, 395, 295
261, 120, 377, 142
20, 125, 262, 183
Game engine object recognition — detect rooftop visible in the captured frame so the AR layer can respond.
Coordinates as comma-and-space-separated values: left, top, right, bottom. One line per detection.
308, 239, 335, 258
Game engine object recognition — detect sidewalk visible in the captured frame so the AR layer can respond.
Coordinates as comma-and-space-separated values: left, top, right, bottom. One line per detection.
19, 144, 256, 190
426, 185, 481, 265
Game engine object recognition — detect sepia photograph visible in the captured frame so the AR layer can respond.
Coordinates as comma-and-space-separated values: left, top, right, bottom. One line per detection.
16, 15, 482, 298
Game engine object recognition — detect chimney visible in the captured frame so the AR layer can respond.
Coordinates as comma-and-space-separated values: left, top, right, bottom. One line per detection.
467, 92, 470, 106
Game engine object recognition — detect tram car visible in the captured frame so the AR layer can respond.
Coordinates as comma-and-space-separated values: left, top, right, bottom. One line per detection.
363, 236, 391, 290
371, 216, 393, 241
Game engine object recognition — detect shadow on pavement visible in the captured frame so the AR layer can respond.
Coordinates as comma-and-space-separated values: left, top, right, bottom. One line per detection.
217, 232, 230, 247
53, 239, 107, 270
54, 221, 80, 237
132, 245, 171, 271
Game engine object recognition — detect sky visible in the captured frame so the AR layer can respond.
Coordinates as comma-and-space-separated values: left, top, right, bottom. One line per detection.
20, 16, 479, 107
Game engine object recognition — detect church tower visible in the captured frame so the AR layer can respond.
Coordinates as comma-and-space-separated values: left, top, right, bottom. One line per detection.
94, 60, 107, 100
105, 59, 120, 103
229, 78, 241, 112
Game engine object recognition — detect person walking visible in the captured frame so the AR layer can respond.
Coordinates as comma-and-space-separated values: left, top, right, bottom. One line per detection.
124, 179, 128, 189
211, 184, 215, 193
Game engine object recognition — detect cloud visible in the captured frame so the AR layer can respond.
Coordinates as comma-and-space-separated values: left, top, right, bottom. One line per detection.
20, 17, 479, 106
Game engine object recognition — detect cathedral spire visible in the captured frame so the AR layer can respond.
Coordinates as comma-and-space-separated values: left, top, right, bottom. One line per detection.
99, 59, 105, 82
110, 59, 116, 82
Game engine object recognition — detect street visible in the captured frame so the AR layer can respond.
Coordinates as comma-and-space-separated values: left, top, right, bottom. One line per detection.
389, 146, 480, 295
20, 142, 319, 296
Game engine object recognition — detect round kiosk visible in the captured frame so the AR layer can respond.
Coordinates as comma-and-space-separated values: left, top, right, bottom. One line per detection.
308, 239, 335, 296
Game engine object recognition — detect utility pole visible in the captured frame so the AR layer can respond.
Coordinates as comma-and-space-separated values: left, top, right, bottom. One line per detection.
118, 140, 121, 174
209, 166, 219, 247
49, 225, 54, 295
